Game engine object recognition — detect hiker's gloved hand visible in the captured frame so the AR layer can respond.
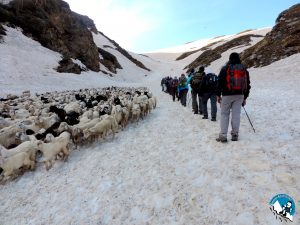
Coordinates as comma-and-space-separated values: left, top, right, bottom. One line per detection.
217, 96, 221, 103
242, 99, 246, 106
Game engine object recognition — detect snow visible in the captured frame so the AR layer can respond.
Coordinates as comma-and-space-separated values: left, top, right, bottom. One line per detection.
0, 25, 300, 225
0, 26, 150, 97
0, 0, 13, 5
146, 28, 271, 62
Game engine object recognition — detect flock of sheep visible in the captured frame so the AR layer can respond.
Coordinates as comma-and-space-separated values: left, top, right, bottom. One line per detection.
0, 87, 157, 182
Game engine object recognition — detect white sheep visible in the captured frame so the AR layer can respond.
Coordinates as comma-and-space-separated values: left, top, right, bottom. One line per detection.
0, 151, 35, 179
84, 115, 118, 142
131, 104, 141, 123
64, 102, 82, 114
0, 117, 12, 129
37, 131, 71, 170
57, 122, 84, 148
35, 114, 59, 130
0, 123, 24, 148
0, 140, 39, 162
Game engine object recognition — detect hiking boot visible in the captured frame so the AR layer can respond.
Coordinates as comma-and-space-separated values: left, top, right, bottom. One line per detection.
194, 111, 198, 114
211, 117, 216, 121
202, 116, 208, 119
216, 137, 227, 143
231, 135, 238, 141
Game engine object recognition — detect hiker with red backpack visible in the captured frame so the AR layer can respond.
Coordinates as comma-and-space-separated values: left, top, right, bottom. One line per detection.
200, 72, 218, 121
216, 52, 251, 143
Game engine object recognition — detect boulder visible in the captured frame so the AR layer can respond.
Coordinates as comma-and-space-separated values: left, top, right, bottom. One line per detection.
241, 4, 300, 67
0, 0, 100, 72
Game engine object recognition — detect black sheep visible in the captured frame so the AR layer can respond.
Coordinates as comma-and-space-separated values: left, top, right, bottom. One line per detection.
95, 95, 108, 102
114, 97, 121, 105
49, 106, 66, 122
65, 111, 80, 125
35, 121, 61, 140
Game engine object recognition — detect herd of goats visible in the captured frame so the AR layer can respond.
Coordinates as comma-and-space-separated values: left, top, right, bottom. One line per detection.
0, 87, 157, 182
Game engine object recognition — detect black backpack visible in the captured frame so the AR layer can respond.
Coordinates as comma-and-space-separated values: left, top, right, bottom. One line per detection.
191, 72, 204, 91
205, 73, 218, 89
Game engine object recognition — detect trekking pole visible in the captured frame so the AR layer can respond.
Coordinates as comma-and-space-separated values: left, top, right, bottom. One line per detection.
188, 96, 192, 106
242, 106, 256, 133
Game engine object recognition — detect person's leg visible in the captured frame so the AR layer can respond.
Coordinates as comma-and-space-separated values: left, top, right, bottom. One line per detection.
202, 93, 209, 118
198, 93, 203, 114
231, 95, 244, 140
179, 90, 182, 104
210, 94, 217, 120
182, 89, 188, 106
218, 96, 233, 140
191, 90, 198, 113
172, 89, 175, 101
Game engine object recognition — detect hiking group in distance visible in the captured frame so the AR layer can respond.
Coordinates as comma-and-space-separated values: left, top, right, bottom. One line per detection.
161, 52, 251, 143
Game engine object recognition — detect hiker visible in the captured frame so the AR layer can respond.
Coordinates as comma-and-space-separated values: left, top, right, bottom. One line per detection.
200, 72, 218, 121
178, 74, 189, 106
189, 66, 205, 114
216, 52, 251, 142
166, 77, 172, 94
170, 76, 179, 101
161, 78, 165, 91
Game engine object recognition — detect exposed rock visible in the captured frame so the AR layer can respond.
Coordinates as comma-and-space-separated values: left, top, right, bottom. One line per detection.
98, 31, 151, 72
98, 48, 122, 74
185, 34, 263, 71
57, 57, 82, 74
0, 0, 100, 72
176, 50, 199, 61
0, 23, 5, 42
241, 4, 300, 67
176, 40, 224, 61
73, 12, 97, 34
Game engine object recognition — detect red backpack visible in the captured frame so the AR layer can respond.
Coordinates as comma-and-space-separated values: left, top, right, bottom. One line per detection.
226, 64, 248, 92
172, 79, 179, 88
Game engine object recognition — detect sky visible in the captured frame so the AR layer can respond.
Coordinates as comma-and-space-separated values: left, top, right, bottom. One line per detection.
65, 0, 300, 53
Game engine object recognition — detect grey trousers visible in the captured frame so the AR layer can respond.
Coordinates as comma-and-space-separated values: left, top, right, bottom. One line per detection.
219, 95, 244, 138
180, 89, 188, 106
192, 90, 203, 113
202, 93, 217, 118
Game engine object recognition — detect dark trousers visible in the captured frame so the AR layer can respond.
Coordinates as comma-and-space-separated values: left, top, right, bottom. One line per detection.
179, 89, 188, 106
192, 90, 203, 114
202, 92, 217, 118
171, 88, 177, 101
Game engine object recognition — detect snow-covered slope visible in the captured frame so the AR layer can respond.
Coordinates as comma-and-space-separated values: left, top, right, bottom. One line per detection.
0, 21, 300, 225
0, 26, 152, 97
93, 32, 151, 81
146, 28, 271, 63
1, 51, 300, 224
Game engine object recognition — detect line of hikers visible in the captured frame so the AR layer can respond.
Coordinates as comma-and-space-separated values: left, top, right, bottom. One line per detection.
161, 52, 251, 143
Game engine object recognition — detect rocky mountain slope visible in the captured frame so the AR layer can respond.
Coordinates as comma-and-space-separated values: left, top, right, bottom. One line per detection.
0, 0, 100, 73
0, 0, 149, 75
184, 34, 263, 71
241, 3, 300, 68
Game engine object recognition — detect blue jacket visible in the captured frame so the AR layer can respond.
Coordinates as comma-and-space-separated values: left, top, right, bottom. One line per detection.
186, 72, 194, 90
177, 76, 189, 92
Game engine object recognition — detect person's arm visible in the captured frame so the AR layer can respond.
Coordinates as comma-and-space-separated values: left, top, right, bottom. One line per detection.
244, 70, 251, 100
216, 67, 226, 98
187, 75, 193, 84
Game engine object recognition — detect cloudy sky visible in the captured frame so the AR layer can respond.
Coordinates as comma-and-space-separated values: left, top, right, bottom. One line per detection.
65, 0, 299, 53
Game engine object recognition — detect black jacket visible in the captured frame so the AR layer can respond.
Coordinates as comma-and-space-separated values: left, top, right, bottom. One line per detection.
216, 61, 251, 99
200, 73, 218, 94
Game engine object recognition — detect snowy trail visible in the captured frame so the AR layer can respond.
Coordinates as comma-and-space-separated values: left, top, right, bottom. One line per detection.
1, 57, 300, 224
